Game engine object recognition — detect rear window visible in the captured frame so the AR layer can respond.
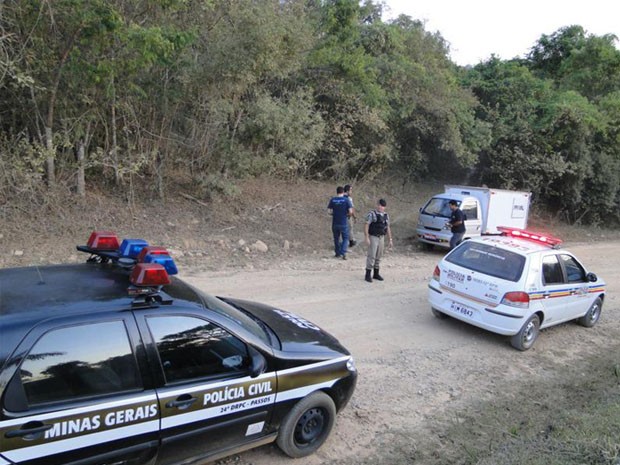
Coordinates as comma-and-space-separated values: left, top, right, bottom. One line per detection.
446, 241, 526, 282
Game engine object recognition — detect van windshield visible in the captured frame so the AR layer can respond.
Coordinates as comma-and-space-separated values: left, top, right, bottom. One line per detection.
446, 242, 525, 282
422, 197, 456, 218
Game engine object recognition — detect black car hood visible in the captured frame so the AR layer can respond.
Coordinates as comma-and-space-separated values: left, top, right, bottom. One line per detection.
220, 297, 349, 355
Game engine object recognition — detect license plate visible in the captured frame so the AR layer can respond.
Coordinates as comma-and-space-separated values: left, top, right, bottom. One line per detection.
450, 301, 473, 317
423, 233, 437, 240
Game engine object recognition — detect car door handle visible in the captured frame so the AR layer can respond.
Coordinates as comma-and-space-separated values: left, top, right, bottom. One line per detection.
5, 422, 53, 439
165, 395, 198, 410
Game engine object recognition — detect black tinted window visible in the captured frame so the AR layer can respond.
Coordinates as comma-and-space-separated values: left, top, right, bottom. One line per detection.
446, 241, 525, 282
542, 255, 564, 284
146, 316, 249, 383
560, 255, 586, 283
20, 321, 142, 406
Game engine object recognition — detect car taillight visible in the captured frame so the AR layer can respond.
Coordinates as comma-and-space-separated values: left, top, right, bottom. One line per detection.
501, 291, 530, 308
432, 265, 440, 281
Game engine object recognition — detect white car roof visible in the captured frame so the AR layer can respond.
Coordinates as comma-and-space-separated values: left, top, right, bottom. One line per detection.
467, 235, 559, 256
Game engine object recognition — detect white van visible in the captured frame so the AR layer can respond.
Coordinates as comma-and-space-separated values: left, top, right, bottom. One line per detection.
416, 185, 531, 248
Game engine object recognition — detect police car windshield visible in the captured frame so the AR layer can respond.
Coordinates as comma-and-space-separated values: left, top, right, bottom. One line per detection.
422, 197, 454, 218
201, 294, 271, 345
446, 241, 525, 282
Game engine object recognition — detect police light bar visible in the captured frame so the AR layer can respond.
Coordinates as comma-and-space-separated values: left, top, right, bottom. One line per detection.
497, 226, 562, 247
119, 239, 149, 258
87, 231, 120, 251
130, 263, 171, 287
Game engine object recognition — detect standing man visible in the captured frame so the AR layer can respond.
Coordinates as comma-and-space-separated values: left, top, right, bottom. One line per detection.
364, 198, 393, 282
344, 184, 357, 247
447, 199, 466, 249
328, 186, 353, 260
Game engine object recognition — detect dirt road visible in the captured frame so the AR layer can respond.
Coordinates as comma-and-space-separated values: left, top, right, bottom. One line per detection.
182, 241, 619, 464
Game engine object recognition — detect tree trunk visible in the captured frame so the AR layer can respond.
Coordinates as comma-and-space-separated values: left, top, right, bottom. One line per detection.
45, 126, 55, 186
76, 139, 85, 196
111, 101, 120, 186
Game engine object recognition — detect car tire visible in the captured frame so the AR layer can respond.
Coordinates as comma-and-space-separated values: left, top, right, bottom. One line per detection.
431, 307, 448, 319
276, 391, 336, 458
510, 314, 540, 351
577, 297, 603, 328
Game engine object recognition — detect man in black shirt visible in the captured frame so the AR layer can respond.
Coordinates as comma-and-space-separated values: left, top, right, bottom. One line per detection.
447, 200, 466, 249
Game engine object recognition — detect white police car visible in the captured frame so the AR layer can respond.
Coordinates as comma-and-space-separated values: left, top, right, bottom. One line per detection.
428, 227, 606, 350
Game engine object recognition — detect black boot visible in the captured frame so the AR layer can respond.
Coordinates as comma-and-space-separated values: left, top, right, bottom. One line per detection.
365, 269, 372, 283
373, 269, 384, 281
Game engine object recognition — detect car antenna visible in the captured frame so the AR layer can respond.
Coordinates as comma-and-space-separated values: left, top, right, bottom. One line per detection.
35, 265, 45, 285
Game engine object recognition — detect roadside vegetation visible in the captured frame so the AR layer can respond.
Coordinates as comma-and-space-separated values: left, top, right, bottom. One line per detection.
435, 347, 620, 465
334, 344, 620, 465
1, 0, 619, 225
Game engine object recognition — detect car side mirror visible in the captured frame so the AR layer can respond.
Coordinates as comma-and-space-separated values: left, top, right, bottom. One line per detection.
586, 272, 598, 282
248, 346, 266, 378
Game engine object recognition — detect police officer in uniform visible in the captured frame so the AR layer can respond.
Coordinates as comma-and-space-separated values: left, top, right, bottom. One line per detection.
364, 198, 393, 282
328, 186, 353, 259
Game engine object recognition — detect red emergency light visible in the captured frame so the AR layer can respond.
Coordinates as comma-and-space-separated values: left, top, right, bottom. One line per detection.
87, 231, 121, 251
136, 246, 170, 262
130, 263, 171, 287
497, 226, 562, 247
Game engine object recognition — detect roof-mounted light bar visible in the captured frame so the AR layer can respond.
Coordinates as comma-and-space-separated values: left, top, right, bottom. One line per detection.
497, 226, 562, 247
78, 232, 178, 274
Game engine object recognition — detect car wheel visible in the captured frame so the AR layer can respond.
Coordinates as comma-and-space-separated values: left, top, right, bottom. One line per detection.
510, 314, 540, 351
577, 297, 603, 328
431, 307, 448, 319
276, 391, 336, 458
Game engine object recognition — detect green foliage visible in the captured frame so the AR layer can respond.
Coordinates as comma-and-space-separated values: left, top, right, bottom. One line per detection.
0, 135, 47, 202
0, 0, 619, 224
465, 53, 620, 224
238, 89, 326, 177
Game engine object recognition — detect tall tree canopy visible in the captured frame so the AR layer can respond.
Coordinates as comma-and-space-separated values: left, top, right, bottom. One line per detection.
1, 1, 619, 224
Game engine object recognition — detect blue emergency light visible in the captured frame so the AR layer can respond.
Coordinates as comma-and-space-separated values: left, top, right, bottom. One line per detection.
142, 253, 178, 275
119, 239, 149, 258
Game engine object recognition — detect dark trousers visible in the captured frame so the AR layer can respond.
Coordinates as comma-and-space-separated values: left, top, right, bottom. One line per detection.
332, 224, 349, 256
450, 232, 465, 249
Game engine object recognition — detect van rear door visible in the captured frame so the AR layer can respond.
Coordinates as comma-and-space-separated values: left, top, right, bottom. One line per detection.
459, 198, 481, 238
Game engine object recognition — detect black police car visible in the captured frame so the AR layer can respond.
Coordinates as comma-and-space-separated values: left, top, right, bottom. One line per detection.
0, 232, 357, 465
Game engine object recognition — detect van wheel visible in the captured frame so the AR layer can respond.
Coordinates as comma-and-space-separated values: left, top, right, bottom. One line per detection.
510, 314, 540, 351
578, 297, 602, 328
431, 308, 448, 319
276, 391, 336, 458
